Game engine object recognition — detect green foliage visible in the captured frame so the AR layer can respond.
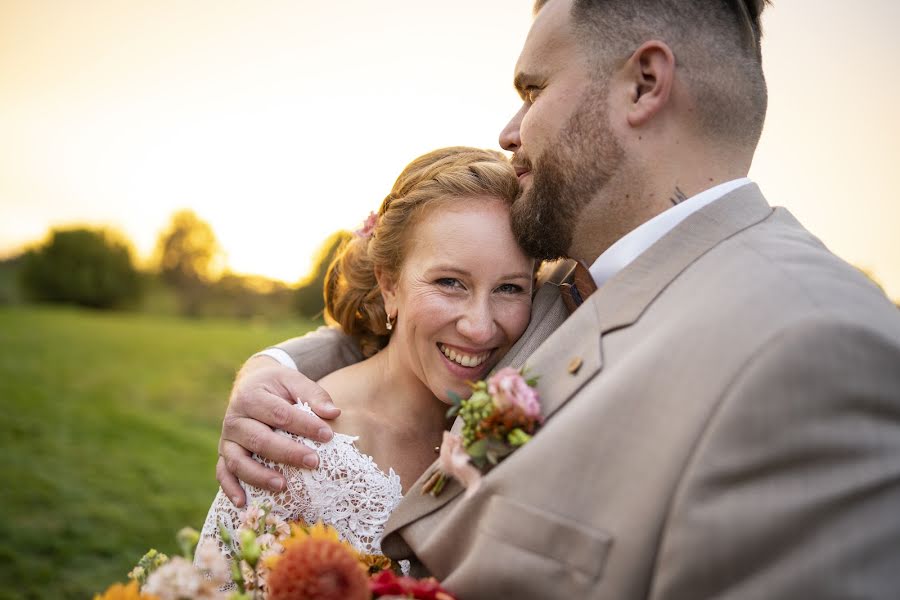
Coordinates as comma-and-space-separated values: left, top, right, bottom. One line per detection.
0, 255, 23, 305
18, 228, 141, 310
154, 210, 223, 317
295, 230, 352, 319
206, 272, 297, 321
0, 306, 317, 599
154, 210, 222, 286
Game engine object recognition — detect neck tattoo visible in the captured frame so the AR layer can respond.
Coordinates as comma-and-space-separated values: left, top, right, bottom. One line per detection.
670, 186, 688, 206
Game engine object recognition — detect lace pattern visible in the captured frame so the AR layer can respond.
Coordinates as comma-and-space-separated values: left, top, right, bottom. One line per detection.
199, 403, 406, 573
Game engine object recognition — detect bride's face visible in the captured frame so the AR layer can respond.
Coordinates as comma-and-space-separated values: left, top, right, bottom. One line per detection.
382, 196, 534, 403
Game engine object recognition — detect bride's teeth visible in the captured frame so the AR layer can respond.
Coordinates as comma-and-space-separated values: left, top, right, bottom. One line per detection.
440, 344, 489, 368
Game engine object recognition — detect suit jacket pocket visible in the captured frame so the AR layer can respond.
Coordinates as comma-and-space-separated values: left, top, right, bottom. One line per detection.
459, 494, 612, 597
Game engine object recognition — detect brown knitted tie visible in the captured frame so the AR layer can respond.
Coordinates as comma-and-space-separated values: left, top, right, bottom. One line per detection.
559, 261, 598, 314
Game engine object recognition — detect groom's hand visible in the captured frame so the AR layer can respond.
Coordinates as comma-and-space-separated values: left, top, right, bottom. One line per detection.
216, 355, 341, 507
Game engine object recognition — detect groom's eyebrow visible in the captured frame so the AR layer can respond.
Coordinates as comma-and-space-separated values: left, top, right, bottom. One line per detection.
513, 71, 538, 99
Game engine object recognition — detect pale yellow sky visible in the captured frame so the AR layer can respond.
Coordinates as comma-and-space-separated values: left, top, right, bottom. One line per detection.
2, 0, 899, 300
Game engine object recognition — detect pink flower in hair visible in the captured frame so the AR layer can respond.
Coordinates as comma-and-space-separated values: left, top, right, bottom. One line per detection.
354, 211, 378, 238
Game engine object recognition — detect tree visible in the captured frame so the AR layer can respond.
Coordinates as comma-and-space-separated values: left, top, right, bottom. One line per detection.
154, 210, 223, 316
295, 230, 351, 319
19, 227, 141, 309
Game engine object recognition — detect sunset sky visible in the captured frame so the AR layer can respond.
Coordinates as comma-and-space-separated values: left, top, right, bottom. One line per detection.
2, 0, 899, 299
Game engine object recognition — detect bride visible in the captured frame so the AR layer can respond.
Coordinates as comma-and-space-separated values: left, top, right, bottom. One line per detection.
198, 146, 535, 568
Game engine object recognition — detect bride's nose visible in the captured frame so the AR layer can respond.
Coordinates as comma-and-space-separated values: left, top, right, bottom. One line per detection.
456, 301, 496, 346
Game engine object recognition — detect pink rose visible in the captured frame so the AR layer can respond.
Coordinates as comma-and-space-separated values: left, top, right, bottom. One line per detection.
354, 211, 378, 238
487, 367, 541, 419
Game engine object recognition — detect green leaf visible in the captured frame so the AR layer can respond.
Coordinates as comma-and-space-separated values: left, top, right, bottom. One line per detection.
466, 438, 488, 459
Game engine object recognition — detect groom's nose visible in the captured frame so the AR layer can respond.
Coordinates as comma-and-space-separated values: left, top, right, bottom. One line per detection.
499, 105, 525, 152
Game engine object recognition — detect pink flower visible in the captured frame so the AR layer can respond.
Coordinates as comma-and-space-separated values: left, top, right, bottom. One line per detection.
354, 211, 378, 238
240, 505, 263, 531
487, 368, 541, 419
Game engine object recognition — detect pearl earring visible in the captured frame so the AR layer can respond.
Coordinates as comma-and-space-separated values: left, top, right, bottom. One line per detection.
386, 314, 395, 331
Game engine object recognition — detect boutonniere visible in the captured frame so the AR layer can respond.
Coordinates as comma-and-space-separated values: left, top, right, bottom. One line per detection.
423, 367, 543, 498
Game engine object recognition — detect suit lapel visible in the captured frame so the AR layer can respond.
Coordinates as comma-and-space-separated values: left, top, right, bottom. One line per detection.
382, 184, 774, 547
591, 184, 772, 333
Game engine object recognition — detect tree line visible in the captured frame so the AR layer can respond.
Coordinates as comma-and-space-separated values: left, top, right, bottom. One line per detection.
4, 210, 349, 320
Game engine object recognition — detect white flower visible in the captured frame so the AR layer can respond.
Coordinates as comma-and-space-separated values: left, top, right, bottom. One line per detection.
143, 556, 227, 600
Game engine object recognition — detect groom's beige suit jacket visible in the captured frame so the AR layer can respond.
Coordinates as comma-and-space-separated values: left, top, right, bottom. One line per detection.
278, 185, 900, 599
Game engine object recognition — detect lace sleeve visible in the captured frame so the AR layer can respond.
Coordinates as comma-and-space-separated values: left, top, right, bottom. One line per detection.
198, 403, 405, 563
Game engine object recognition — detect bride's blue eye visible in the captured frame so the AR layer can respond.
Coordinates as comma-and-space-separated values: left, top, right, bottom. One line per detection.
496, 283, 524, 294
436, 278, 463, 289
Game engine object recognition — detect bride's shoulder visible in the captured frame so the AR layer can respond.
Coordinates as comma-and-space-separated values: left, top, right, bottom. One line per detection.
317, 361, 380, 424
317, 359, 370, 399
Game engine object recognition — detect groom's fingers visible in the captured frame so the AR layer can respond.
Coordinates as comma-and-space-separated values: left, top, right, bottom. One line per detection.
221, 405, 323, 470
217, 437, 290, 496
242, 389, 335, 444
216, 453, 247, 507
276, 369, 342, 423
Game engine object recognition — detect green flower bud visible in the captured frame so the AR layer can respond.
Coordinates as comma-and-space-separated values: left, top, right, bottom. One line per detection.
239, 529, 261, 567
507, 428, 532, 447
177, 527, 201, 559
230, 559, 244, 585
217, 521, 232, 544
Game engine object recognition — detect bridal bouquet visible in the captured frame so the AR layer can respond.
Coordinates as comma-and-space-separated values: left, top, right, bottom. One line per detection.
94, 504, 456, 600
424, 367, 542, 498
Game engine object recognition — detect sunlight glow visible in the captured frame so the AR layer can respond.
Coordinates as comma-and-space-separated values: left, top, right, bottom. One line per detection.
1, 0, 898, 299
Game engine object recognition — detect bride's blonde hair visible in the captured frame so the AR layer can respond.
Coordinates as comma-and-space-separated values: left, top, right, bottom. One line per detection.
324, 146, 519, 357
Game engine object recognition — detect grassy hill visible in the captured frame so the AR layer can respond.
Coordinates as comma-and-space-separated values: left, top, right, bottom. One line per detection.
0, 306, 318, 599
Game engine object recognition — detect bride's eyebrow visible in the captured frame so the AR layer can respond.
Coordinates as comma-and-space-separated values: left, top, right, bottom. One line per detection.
429, 265, 532, 281
428, 265, 471, 278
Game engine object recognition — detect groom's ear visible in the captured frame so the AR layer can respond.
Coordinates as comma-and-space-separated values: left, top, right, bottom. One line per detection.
623, 40, 675, 128
374, 266, 398, 316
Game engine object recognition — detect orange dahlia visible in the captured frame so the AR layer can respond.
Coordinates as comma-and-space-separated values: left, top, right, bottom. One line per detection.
266, 535, 370, 600
93, 580, 159, 600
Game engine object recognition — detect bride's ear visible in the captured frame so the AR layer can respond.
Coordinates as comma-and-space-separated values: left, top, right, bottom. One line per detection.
374, 266, 398, 318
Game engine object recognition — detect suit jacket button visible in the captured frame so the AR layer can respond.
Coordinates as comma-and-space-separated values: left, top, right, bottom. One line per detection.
568, 357, 583, 374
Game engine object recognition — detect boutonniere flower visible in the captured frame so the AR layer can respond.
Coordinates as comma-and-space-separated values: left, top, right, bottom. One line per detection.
423, 367, 542, 498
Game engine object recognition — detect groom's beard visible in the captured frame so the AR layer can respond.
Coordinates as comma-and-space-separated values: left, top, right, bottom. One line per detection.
511, 85, 625, 262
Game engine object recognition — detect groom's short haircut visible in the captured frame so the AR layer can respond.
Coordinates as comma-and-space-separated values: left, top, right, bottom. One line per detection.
534, 0, 772, 148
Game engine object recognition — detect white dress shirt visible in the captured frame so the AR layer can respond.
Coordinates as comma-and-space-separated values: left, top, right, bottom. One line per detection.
259, 178, 753, 368
589, 178, 752, 288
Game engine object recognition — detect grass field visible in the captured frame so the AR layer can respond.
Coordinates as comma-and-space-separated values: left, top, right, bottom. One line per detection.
0, 306, 317, 599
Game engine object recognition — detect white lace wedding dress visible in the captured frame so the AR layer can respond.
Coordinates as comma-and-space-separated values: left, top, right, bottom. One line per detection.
198, 403, 407, 575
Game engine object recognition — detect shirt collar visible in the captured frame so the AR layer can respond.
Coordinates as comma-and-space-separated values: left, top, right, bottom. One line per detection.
589, 178, 753, 288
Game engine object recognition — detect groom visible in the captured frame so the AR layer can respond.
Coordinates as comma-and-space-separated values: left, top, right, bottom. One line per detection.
217, 0, 900, 597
